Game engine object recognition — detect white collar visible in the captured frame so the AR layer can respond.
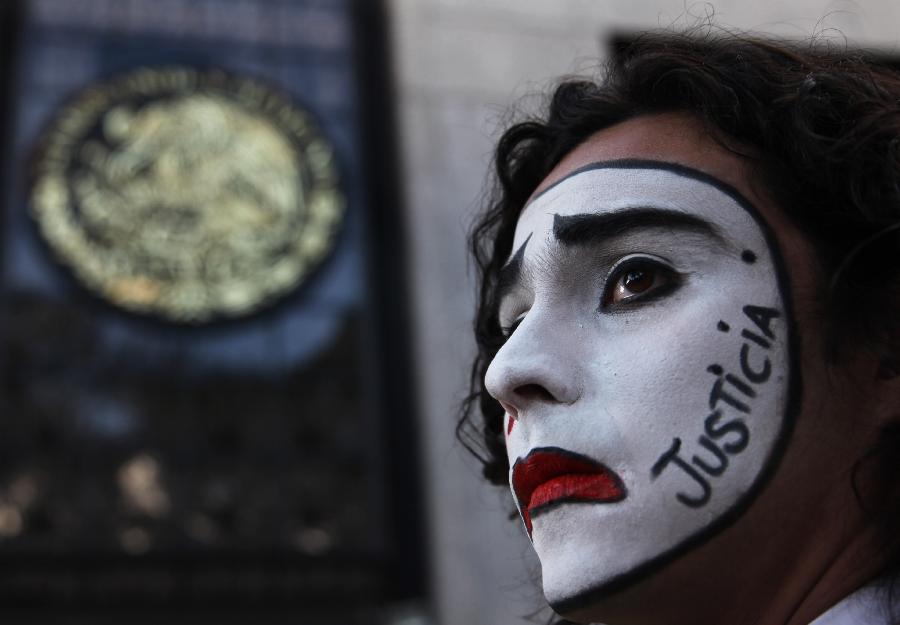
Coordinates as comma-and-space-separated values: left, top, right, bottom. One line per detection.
808, 583, 891, 625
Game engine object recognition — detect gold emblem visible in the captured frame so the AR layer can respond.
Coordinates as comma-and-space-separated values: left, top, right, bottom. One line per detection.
30, 67, 344, 322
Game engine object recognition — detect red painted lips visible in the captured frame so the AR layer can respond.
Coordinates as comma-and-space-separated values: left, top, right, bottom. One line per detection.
512, 447, 626, 535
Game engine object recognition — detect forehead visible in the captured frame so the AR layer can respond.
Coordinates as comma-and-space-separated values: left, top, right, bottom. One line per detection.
533, 113, 762, 201
513, 162, 762, 251
517, 112, 791, 233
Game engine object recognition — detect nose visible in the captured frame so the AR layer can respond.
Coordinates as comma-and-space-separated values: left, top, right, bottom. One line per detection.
484, 312, 582, 421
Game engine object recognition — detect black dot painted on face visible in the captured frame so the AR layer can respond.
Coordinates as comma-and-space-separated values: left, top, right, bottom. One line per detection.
741, 250, 757, 264
717, 320, 730, 332
707, 364, 724, 376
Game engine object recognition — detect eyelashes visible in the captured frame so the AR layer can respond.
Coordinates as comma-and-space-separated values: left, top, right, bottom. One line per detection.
501, 316, 525, 340
599, 255, 683, 311
499, 254, 684, 340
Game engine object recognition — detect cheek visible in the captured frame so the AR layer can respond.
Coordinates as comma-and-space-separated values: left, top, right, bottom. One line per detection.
504, 281, 791, 498
591, 296, 789, 562
603, 291, 786, 467
528, 291, 793, 603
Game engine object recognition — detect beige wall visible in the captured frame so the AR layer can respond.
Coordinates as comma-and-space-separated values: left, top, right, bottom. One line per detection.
389, 2, 900, 624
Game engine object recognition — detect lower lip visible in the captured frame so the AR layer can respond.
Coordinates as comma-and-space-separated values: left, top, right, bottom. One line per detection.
525, 473, 624, 534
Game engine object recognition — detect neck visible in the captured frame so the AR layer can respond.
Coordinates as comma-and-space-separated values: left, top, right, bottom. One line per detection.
568, 458, 886, 625
732, 507, 884, 625
782, 526, 884, 625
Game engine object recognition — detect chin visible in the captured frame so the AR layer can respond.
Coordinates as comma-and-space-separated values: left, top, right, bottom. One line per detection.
541, 565, 631, 620
545, 582, 640, 625
531, 503, 691, 623
544, 571, 671, 625
531, 505, 649, 615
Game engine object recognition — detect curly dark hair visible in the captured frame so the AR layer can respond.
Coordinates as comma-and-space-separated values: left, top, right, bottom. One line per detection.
459, 30, 900, 619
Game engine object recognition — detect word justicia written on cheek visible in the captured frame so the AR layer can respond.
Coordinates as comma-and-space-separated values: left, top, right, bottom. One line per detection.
649, 304, 781, 508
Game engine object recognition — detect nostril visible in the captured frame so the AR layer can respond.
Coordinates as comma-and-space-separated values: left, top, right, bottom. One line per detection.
514, 383, 556, 403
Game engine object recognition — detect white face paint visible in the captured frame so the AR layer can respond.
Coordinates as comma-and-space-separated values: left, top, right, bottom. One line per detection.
484, 162, 795, 611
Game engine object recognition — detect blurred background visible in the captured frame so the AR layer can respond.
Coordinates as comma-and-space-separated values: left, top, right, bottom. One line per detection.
0, 1, 898, 624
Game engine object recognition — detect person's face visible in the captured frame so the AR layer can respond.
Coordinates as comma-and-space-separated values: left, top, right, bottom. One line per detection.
484, 114, 816, 613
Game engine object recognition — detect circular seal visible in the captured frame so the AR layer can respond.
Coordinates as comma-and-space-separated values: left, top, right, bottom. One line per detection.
30, 67, 345, 323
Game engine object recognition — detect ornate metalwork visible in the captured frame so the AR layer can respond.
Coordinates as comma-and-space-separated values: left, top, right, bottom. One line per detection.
30, 67, 344, 322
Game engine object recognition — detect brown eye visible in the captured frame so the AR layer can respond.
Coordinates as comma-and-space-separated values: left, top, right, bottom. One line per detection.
601, 259, 680, 309
622, 269, 654, 293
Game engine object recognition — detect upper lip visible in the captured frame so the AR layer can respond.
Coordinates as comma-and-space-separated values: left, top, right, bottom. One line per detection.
512, 447, 626, 536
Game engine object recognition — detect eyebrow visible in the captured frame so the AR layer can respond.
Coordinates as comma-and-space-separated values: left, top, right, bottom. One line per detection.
495, 207, 724, 305
552, 207, 723, 247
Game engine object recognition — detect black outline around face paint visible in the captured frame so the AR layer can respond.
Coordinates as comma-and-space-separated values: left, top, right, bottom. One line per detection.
519, 159, 802, 615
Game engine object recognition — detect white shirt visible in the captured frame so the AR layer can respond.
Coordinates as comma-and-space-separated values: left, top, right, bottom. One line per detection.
809, 584, 892, 625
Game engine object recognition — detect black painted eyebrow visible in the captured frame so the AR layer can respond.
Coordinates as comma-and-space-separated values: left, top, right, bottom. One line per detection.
493, 208, 724, 314
496, 233, 531, 306
552, 207, 724, 247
